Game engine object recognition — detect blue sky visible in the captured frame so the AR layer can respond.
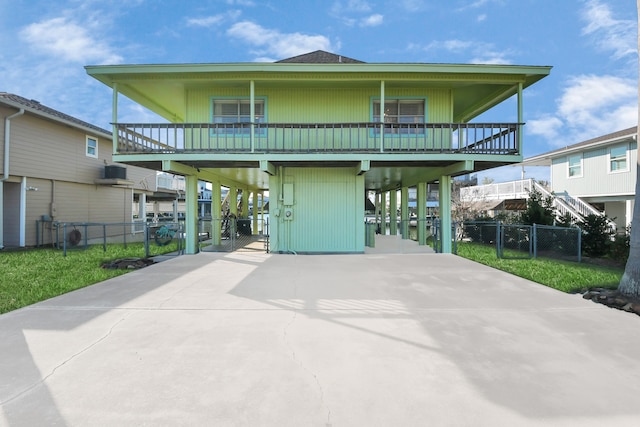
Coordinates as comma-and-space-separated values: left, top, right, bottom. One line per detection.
1, 0, 637, 182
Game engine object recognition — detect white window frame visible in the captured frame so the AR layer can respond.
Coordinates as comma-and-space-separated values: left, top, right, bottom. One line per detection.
211, 97, 266, 135
371, 98, 427, 135
608, 144, 628, 173
567, 154, 582, 178
86, 136, 98, 158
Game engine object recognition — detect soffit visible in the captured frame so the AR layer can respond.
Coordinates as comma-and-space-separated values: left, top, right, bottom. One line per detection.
87, 63, 550, 123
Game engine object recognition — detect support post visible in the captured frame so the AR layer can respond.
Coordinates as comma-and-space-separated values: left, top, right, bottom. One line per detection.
439, 175, 452, 253
185, 175, 199, 254
211, 181, 221, 245
252, 191, 259, 235
389, 189, 398, 235
417, 182, 426, 245
380, 191, 387, 235
400, 186, 409, 239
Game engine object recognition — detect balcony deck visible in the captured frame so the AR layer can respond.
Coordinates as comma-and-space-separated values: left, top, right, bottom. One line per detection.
115, 122, 522, 157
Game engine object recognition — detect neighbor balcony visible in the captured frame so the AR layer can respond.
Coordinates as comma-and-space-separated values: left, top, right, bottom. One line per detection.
114, 122, 522, 156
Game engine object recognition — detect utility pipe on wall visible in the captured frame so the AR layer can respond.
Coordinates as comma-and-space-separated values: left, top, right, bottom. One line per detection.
1, 108, 25, 249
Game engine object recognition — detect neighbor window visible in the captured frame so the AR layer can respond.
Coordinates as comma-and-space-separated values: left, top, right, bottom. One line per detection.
568, 154, 582, 177
609, 145, 628, 172
86, 136, 98, 158
212, 98, 266, 134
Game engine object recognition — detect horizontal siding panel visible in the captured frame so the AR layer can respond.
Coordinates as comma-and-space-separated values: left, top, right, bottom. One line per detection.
551, 141, 637, 197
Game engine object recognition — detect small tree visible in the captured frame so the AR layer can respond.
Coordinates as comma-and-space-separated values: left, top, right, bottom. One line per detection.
581, 214, 615, 258
520, 189, 555, 226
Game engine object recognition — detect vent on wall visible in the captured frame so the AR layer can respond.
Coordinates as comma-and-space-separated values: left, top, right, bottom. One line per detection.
105, 165, 127, 180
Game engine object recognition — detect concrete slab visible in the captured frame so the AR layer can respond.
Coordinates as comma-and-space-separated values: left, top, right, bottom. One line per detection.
1, 252, 640, 426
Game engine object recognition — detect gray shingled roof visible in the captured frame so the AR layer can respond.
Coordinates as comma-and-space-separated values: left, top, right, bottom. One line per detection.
276, 50, 365, 64
0, 92, 111, 136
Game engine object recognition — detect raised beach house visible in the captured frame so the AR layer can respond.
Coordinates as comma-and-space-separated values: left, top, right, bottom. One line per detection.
85, 51, 551, 254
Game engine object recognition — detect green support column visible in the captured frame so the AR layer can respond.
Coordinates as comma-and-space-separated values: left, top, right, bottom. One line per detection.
439, 175, 452, 253
211, 181, 221, 245
389, 189, 397, 235
185, 175, 199, 254
400, 186, 409, 239
241, 188, 249, 218
375, 193, 381, 231
417, 182, 426, 245
380, 191, 387, 235
229, 186, 238, 218
252, 191, 259, 235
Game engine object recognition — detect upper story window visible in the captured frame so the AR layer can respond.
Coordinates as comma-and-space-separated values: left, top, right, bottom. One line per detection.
373, 99, 425, 123
609, 144, 628, 173
86, 136, 98, 158
372, 98, 426, 134
568, 154, 582, 178
212, 98, 266, 134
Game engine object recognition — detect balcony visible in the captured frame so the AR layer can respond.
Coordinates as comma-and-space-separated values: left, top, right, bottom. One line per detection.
115, 122, 522, 156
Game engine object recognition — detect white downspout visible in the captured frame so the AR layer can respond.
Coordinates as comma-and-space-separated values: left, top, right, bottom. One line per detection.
1, 108, 25, 249
20, 177, 27, 247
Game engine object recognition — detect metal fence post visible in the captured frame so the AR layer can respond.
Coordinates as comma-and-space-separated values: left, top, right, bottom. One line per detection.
103, 224, 107, 252
144, 222, 150, 258
495, 221, 501, 258
533, 223, 537, 259
63, 223, 67, 257
577, 228, 582, 263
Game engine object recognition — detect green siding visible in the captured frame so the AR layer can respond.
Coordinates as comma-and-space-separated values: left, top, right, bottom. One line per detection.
186, 87, 452, 122
184, 87, 453, 150
270, 167, 364, 253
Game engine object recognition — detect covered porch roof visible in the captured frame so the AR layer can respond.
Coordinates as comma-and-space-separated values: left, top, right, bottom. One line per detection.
86, 61, 551, 124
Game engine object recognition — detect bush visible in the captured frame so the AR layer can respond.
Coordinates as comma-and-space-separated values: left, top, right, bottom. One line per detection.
609, 224, 630, 264
520, 189, 555, 226
581, 214, 615, 257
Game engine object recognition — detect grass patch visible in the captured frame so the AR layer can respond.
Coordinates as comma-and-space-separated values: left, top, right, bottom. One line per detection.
455, 242, 624, 293
0, 242, 179, 314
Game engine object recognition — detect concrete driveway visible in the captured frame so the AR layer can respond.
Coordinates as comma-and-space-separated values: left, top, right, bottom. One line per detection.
1, 251, 640, 426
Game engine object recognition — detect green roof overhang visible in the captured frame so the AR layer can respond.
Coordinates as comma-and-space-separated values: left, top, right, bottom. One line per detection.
85, 62, 551, 123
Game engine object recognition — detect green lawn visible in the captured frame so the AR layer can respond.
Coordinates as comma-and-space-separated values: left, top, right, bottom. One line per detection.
455, 242, 624, 293
0, 242, 179, 314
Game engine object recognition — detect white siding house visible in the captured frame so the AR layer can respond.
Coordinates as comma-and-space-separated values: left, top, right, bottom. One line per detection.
523, 127, 637, 230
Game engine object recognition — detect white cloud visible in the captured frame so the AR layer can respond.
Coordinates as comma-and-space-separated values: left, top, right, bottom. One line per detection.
527, 116, 564, 140
477, 14, 487, 22
227, 21, 333, 59
226, 0, 255, 5
187, 15, 225, 27
360, 14, 383, 27
187, 10, 241, 28
581, 0, 636, 59
331, 0, 372, 14
19, 17, 122, 64
535, 74, 638, 147
419, 39, 512, 64
400, 0, 425, 12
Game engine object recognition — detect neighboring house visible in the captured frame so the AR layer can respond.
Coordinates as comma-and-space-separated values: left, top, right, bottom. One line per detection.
0, 93, 163, 248
459, 127, 637, 232
522, 127, 637, 231
85, 50, 551, 254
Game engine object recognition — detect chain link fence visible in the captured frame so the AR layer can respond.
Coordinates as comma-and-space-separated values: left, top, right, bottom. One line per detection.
35, 220, 185, 257
455, 220, 582, 262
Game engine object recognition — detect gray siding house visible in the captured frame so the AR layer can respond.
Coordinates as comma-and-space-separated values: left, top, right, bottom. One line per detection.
523, 127, 637, 230
0, 93, 156, 248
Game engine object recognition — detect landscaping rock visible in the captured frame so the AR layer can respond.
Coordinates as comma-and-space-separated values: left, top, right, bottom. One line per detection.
581, 288, 640, 318
102, 258, 155, 270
